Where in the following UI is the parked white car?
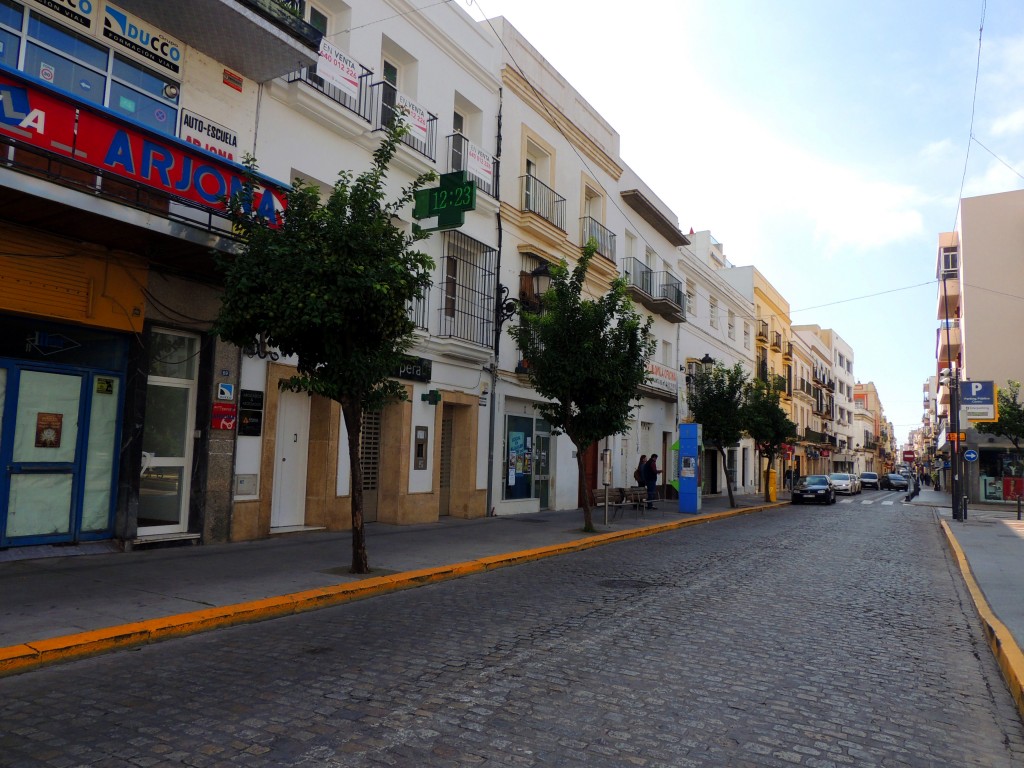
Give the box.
[828,472,856,495]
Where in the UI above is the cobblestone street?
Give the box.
[3,504,1023,767]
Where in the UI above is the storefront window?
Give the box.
[503,415,534,500]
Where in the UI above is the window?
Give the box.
[709,296,719,329]
[308,5,328,34]
[437,231,498,348]
[728,310,735,340]
[6,8,180,135]
[942,246,958,274]
[685,282,695,318]
[743,322,751,349]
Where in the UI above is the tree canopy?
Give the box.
[744,377,798,502]
[686,361,748,508]
[975,380,1024,452]
[510,241,655,531]
[215,120,435,573]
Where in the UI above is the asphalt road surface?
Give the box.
[3,502,1023,767]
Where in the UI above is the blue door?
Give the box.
[0,362,123,546]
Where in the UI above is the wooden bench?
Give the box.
[593,487,630,519]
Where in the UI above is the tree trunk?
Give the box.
[718,446,736,508]
[576,446,595,532]
[763,451,775,503]
[341,400,369,574]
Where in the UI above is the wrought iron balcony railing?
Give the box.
[447,133,498,198]
[369,81,437,161]
[285,64,373,122]
[621,257,653,295]
[520,175,566,230]
[580,216,616,260]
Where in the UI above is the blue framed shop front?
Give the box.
[0,318,128,547]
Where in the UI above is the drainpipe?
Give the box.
[485,88,504,517]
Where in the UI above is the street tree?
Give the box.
[744,376,798,502]
[975,380,1024,517]
[687,361,748,508]
[215,120,435,574]
[510,240,655,532]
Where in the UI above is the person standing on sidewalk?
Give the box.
[644,454,662,509]
[634,455,647,487]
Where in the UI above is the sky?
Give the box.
[462,0,1024,446]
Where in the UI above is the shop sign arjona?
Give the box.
[0,70,286,225]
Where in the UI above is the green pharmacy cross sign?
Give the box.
[413,171,477,231]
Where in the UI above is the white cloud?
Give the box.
[920,139,955,159]
[990,108,1024,137]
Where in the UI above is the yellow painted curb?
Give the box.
[0,501,787,677]
[940,519,1024,721]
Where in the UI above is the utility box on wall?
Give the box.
[414,426,428,470]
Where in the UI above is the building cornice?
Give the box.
[502,66,623,181]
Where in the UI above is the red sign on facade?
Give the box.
[903,450,916,462]
[211,403,238,431]
[0,68,286,225]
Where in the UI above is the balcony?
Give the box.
[621,259,685,322]
[580,216,616,261]
[935,319,961,360]
[285,64,373,123]
[936,271,960,321]
[756,320,769,345]
[782,341,793,360]
[771,332,782,351]
[804,428,826,444]
[369,82,438,161]
[520,175,566,230]
[113,0,320,82]
[448,134,498,198]
[651,272,686,323]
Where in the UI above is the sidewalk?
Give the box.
[2,487,1023,720]
[0,493,775,675]
[908,486,1024,716]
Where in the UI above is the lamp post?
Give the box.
[941,270,963,521]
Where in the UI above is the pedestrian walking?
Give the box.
[644,454,662,509]
[784,468,792,490]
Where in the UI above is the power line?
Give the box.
[971,135,1024,183]
[953,0,987,231]
[330,0,456,37]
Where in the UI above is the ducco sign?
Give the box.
[30,0,97,30]
[103,4,182,74]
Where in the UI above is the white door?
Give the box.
[271,389,310,528]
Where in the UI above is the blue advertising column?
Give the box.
[678,423,703,514]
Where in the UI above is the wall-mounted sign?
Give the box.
[0,69,288,226]
[644,361,678,394]
[317,38,362,101]
[103,4,183,75]
[35,412,63,447]
[239,389,264,411]
[412,171,476,231]
[211,402,237,430]
[238,409,262,437]
[95,377,114,394]
[217,382,234,401]
[465,139,494,188]
[395,356,432,382]
[395,92,429,143]
[181,110,239,162]
[223,69,244,92]
[29,0,97,31]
